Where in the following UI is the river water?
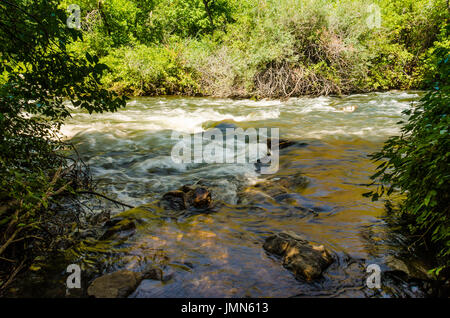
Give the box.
[57,91,432,297]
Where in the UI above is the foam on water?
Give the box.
[61,105,281,138]
[61,91,422,207]
[61,91,419,140]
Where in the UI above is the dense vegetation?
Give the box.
[366,42,449,276]
[61,0,449,97]
[0,0,126,293]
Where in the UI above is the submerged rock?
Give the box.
[160,190,187,210]
[100,218,136,240]
[202,119,239,133]
[159,185,213,211]
[87,270,143,298]
[194,177,242,205]
[88,209,111,226]
[250,180,290,198]
[263,231,334,281]
[385,255,434,281]
[266,138,307,151]
[186,186,212,209]
[142,265,164,281]
[212,121,239,133]
[143,264,175,282]
[240,172,309,205]
[268,173,309,190]
[87,265,168,298]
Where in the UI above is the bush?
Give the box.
[149,0,236,40]
[366,44,450,275]
[100,43,199,95]
[0,0,126,292]
[66,0,448,97]
[181,0,375,97]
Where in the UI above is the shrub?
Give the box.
[100,43,199,95]
[365,45,450,275]
[69,0,449,97]
[0,0,126,291]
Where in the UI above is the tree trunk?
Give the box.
[98,0,111,36]
[202,0,214,31]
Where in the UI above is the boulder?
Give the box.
[186,186,212,209]
[240,173,309,204]
[160,190,187,210]
[159,185,212,211]
[87,270,143,298]
[87,264,169,298]
[194,177,241,205]
[263,231,334,281]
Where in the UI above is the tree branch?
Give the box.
[76,191,135,209]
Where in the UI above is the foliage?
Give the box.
[0,0,127,291]
[364,0,449,90]
[365,40,450,274]
[66,0,449,97]
[149,0,236,39]
[100,43,199,95]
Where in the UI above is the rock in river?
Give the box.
[87,265,167,298]
[239,172,309,205]
[263,231,334,281]
[87,270,143,298]
[266,138,307,151]
[186,186,212,209]
[160,190,187,210]
[160,185,212,211]
[100,217,136,240]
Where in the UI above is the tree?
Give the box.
[202,0,215,30]
[365,41,450,275]
[0,0,127,291]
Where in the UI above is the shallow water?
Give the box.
[59,91,430,297]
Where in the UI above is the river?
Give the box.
[56,90,433,297]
